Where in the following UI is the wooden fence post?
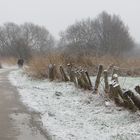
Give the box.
[67,64,75,82]
[111,66,119,80]
[103,70,109,94]
[60,65,69,82]
[76,71,83,88]
[80,70,90,90]
[93,64,103,94]
[123,90,139,110]
[109,76,137,110]
[109,80,122,105]
[48,64,54,81]
[85,71,92,89]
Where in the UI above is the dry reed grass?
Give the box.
[26,53,140,79]
[0,57,17,66]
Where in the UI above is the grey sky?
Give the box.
[0,0,139,43]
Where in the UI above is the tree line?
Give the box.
[0,12,135,60]
[0,22,55,59]
[59,12,135,57]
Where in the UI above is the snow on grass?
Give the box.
[0,68,8,73]
[0,66,17,74]
[9,69,140,140]
[1,64,17,69]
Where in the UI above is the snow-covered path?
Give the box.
[0,68,47,140]
[9,69,140,140]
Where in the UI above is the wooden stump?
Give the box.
[109,80,123,105]
[123,90,140,110]
[80,70,91,90]
[53,64,59,80]
[67,64,75,82]
[121,90,137,110]
[60,65,69,82]
[93,64,103,94]
[85,71,92,89]
[48,64,55,81]
[112,74,119,83]
[109,78,137,110]
[74,70,88,90]
[76,71,83,89]
[73,69,92,90]
[73,71,78,87]
[103,70,109,94]
[111,66,119,80]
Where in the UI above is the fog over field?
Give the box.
[0,1,140,140]
[0,0,139,43]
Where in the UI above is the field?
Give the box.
[9,69,140,140]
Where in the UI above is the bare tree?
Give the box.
[59,19,97,56]
[21,23,55,54]
[59,12,135,57]
[0,23,24,57]
[0,22,55,59]
[93,11,135,56]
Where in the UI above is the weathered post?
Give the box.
[76,71,83,88]
[67,64,75,82]
[80,70,90,90]
[109,76,137,110]
[48,64,54,81]
[85,71,92,89]
[103,70,109,94]
[93,64,103,94]
[111,66,119,80]
[113,83,134,109]
[72,71,77,87]
[112,73,119,83]
[123,90,138,111]
[109,80,122,105]
[60,65,69,82]
[74,71,79,88]
[53,64,58,80]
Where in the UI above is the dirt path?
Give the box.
[0,68,48,140]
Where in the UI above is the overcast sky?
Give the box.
[0,0,139,43]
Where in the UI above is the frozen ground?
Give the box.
[9,69,140,140]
